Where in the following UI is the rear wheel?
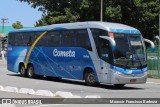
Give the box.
[114,84,125,88]
[19,64,27,77]
[27,64,35,78]
[84,70,98,86]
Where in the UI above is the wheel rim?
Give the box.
[20,66,25,75]
[28,66,34,77]
[87,73,96,84]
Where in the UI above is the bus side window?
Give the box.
[27,36,32,46]
[48,31,61,46]
[90,28,108,57]
[76,29,92,51]
[35,31,46,46]
[15,33,24,46]
[60,30,76,47]
[99,38,110,63]
[8,33,15,46]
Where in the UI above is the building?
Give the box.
[0,26,32,54]
[0,26,32,35]
[0,26,15,36]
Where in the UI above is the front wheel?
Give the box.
[84,71,98,86]
[27,64,35,78]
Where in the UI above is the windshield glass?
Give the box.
[113,33,146,69]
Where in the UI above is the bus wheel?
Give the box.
[114,84,125,88]
[19,64,27,77]
[27,64,35,78]
[84,70,97,86]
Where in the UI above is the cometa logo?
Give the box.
[53,49,75,57]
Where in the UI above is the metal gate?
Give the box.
[147,47,160,78]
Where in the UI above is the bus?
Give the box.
[7,21,155,87]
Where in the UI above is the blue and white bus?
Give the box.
[7,22,154,87]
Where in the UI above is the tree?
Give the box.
[105,0,159,40]
[12,21,23,29]
[18,0,160,40]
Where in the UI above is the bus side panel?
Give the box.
[7,46,28,73]
[29,47,48,76]
[28,47,96,80]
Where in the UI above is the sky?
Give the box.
[0,0,42,27]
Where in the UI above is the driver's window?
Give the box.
[99,38,110,63]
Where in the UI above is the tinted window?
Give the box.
[8,29,92,51]
[8,33,15,45]
[61,30,76,46]
[14,33,24,46]
[36,31,48,46]
[99,38,111,63]
[91,29,108,54]
[23,32,35,46]
[47,31,61,46]
[76,29,92,51]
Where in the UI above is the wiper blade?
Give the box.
[124,59,131,69]
[133,52,143,68]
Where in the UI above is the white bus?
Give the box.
[7,21,154,87]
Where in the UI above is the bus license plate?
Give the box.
[130,79,137,82]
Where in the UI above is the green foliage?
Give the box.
[12,21,23,29]
[18,0,160,40]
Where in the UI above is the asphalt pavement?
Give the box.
[0,60,160,107]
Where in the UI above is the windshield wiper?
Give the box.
[124,51,143,69]
[133,51,143,69]
[124,59,131,69]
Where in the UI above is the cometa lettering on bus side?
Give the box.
[53,49,75,57]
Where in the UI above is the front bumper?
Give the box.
[111,71,147,84]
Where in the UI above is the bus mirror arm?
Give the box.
[99,36,116,51]
[144,39,155,52]
[155,36,160,46]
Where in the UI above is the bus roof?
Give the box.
[9,21,141,34]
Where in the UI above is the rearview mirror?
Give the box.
[144,39,155,52]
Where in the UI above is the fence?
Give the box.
[147,47,160,78]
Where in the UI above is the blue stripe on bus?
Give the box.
[109,28,141,34]
[111,66,147,74]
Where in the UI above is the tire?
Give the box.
[27,64,35,78]
[19,64,27,77]
[84,70,98,86]
[114,84,125,88]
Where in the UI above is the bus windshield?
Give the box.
[113,33,146,69]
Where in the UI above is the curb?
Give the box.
[0,85,100,98]
[0,85,4,90]
[18,88,36,95]
[55,91,73,98]
[35,90,55,97]
[4,86,18,93]
[55,91,82,98]
[85,95,101,98]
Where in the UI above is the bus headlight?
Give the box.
[113,70,123,75]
